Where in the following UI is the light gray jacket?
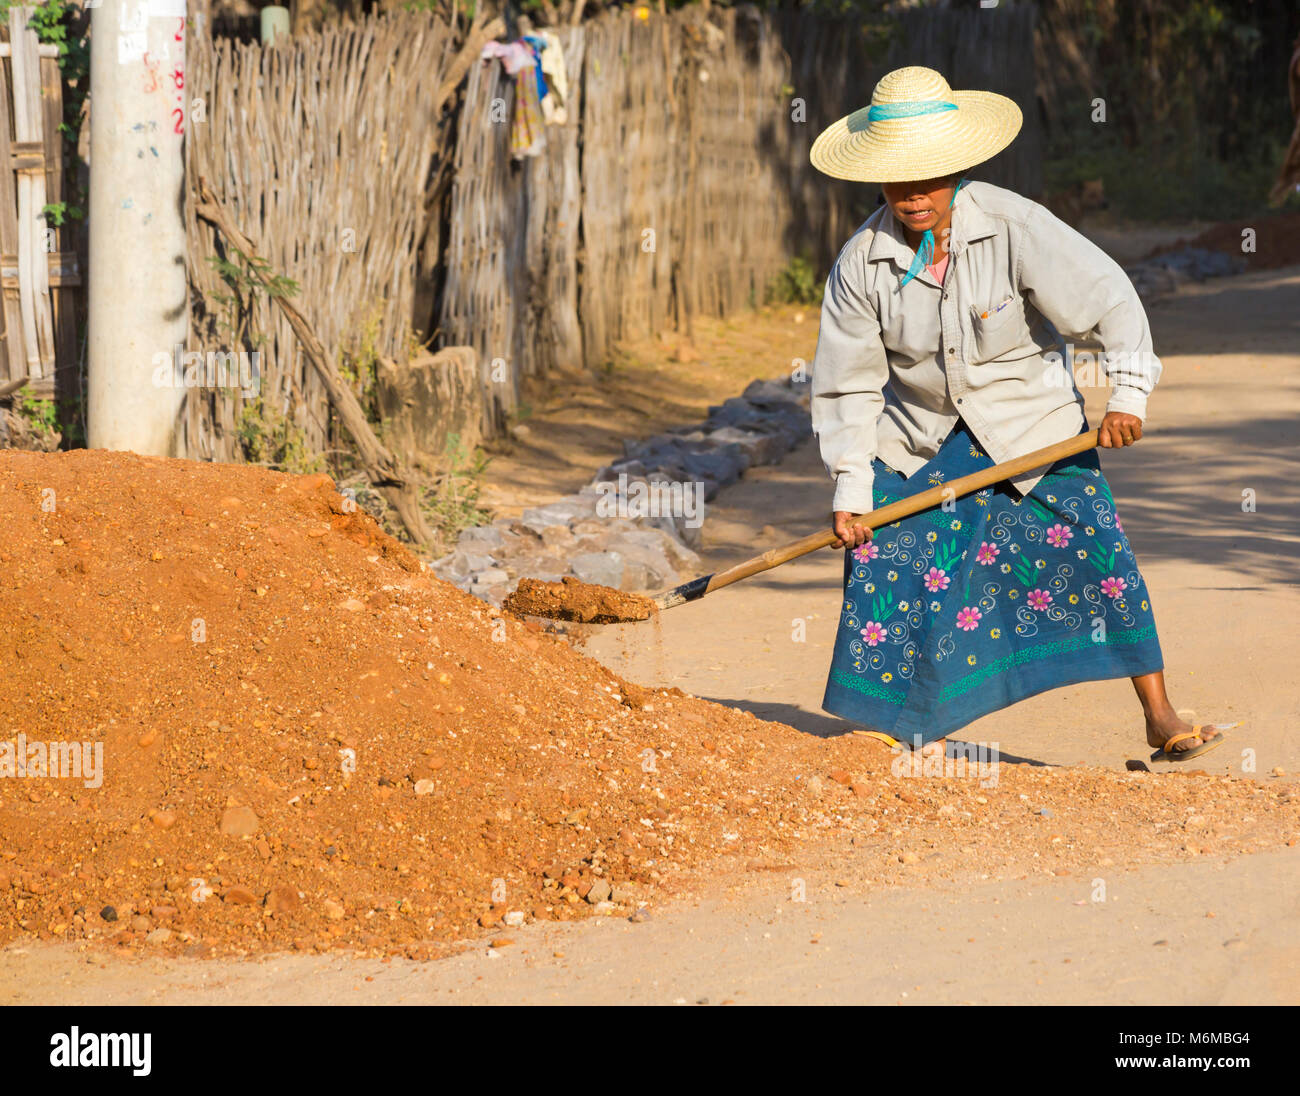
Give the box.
[810,180,1160,514]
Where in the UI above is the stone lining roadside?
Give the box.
[436,244,1243,607]
[1125,246,1247,303]
[434,376,813,605]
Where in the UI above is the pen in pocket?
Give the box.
[980,296,1014,320]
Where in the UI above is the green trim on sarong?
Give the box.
[936,623,1159,703]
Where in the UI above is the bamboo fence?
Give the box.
[0,9,81,400]
[183,13,457,461]
[178,3,1044,461]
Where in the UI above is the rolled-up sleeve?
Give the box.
[1017,205,1161,420]
[810,250,890,515]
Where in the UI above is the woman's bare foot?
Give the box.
[1131,671,1222,755]
[853,732,947,758]
[1143,709,1221,754]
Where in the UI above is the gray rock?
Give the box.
[1123,247,1246,306]
[519,496,595,534]
[670,515,704,550]
[495,518,542,540]
[589,475,653,522]
[607,540,680,590]
[540,525,577,550]
[623,434,687,462]
[446,372,812,608]
[707,425,786,464]
[457,525,506,551]
[504,553,569,584]
[743,378,807,408]
[681,446,747,489]
[571,551,625,589]
[706,397,808,446]
[472,585,507,607]
[613,528,700,573]
[591,458,648,484]
[620,559,651,591]
[572,516,639,539]
[436,552,471,580]
[638,510,705,551]
[461,551,498,572]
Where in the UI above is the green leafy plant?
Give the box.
[767,254,822,305]
[423,432,491,551]
[206,249,300,353]
[1042,0,1290,221]
[17,387,58,436]
[235,397,323,474]
[40,201,83,227]
[2,0,90,145]
[340,302,384,404]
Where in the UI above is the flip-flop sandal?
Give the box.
[1149,722,1238,763]
[853,730,948,756]
[852,730,901,749]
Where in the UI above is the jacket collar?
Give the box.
[866,186,1001,271]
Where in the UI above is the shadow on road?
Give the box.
[1103,414,1299,586]
[703,695,1051,766]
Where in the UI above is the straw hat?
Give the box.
[810,66,1022,183]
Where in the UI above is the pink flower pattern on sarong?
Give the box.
[860,621,886,646]
[832,426,1160,737]
[1100,576,1127,599]
[1027,588,1052,610]
[1045,523,1072,548]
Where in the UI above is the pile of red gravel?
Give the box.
[0,449,1294,961]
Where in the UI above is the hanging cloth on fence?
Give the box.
[534,29,569,126]
[480,40,546,160]
[522,34,549,103]
[479,40,535,76]
[510,67,547,159]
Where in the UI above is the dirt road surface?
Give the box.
[3,848,1296,1005]
[590,265,1300,777]
[4,264,1297,1006]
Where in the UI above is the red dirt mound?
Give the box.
[1146,211,1300,271]
[0,450,1295,961]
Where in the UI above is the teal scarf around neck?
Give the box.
[898,177,967,288]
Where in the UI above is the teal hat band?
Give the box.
[867,100,959,122]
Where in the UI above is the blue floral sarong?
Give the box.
[823,419,1164,745]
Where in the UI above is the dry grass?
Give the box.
[479,303,818,514]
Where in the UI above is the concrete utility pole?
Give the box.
[87,0,188,456]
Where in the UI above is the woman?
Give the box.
[808,66,1230,762]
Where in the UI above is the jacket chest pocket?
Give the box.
[969,295,1026,363]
